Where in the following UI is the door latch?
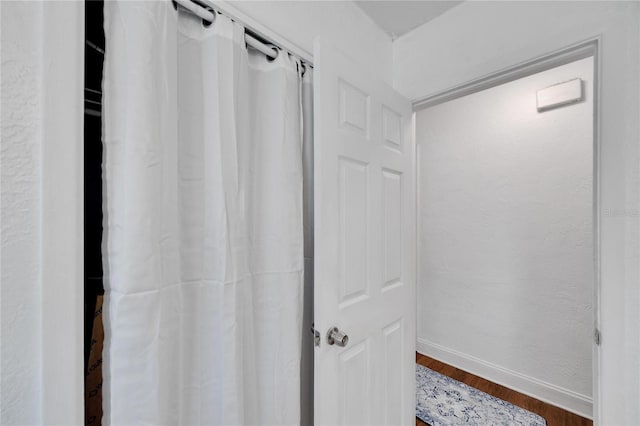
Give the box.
[311,324,321,347]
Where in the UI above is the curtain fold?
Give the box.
[102,2,306,424]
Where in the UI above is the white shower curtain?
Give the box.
[102,2,307,424]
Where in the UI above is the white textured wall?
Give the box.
[218,0,394,84]
[395,3,640,424]
[1,2,44,424]
[1,2,84,424]
[417,58,593,416]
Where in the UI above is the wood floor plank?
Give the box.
[415,353,592,426]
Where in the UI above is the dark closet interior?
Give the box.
[84,1,104,424]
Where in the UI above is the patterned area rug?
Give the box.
[416,364,547,426]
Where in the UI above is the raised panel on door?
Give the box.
[339,79,371,139]
[382,168,403,292]
[382,319,404,424]
[339,340,371,426]
[382,106,403,153]
[338,157,370,307]
[314,38,415,426]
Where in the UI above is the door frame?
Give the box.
[40,2,85,424]
[411,37,601,421]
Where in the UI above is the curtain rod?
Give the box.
[174,0,302,64]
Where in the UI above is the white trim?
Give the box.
[412,39,597,110]
[40,2,84,424]
[591,36,603,426]
[211,0,313,64]
[417,338,593,420]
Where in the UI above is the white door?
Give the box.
[313,39,416,426]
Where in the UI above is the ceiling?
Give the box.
[355,1,463,39]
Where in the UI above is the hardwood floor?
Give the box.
[415,353,592,426]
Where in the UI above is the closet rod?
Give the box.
[86,40,105,55]
[175,0,277,60]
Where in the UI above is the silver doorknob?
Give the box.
[327,327,349,347]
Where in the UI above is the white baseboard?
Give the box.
[417,338,593,420]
